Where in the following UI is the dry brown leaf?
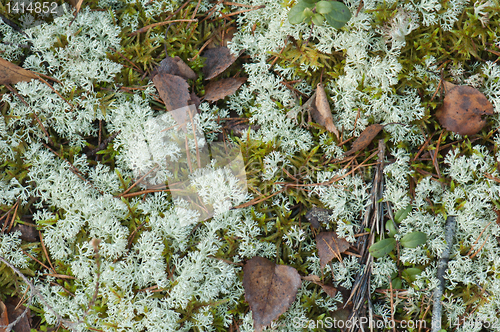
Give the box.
[0,57,37,85]
[203,77,247,102]
[243,256,302,332]
[302,275,338,298]
[320,284,338,298]
[436,83,494,136]
[5,298,30,332]
[153,73,190,113]
[345,124,384,155]
[173,57,197,80]
[0,300,8,332]
[188,91,201,110]
[316,232,350,269]
[152,56,197,81]
[10,223,38,242]
[313,83,340,139]
[202,46,243,80]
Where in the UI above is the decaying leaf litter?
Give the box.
[1,0,500,331]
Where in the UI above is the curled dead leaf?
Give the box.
[243,256,301,332]
[202,46,243,80]
[436,83,494,136]
[313,83,340,139]
[0,57,37,85]
[316,232,350,269]
[203,77,247,102]
[345,124,384,155]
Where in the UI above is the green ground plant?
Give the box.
[1,0,500,331]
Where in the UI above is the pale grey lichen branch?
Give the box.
[431,215,456,332]
[0,255,80,332]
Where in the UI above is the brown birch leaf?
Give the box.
[153,73,190,112]
[436,83,494,136]
[203,77,247,102]
[243,256,302,332]
[345,124,384,155]
[173,56,197,80]
[316,232,350,269]
[0,57,37,85]
[152,56,197,81]
[313,83,340,139]
[202,46,243,80]
[188,91,201,110]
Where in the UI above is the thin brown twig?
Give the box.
[223,1,253,7]
[44,273,77,279]
[218,5,265,19]
[109,47,144,74]
[430,130,444,185]
[0,255,79,331]
[22,249,52,272]
[186,0,202,30]
[412,132,434,162]
[6,200,19,233]
[34,75,74,111]
[5,84,56,147]
[269,36,290,68]
[1,204,17,233]
[199,0,224,24]
[469,234,490,260]
[39,231,56,274]
[118,188,172,198]
[42,143,105,195]
[188,34,216,61]
[232,188,285,209]
[117,165,160,197]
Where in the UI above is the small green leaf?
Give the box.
[391,277,402,289]
[395,205,412,223]
[304,7,314,18]
[288,0,314,24]
[400,232,427,248]
[324,1,351,29]
[369,238,396,258]
[312,13,324,25]
[385,219,398,237]
[316,0,334,14]
[402,268,422,282]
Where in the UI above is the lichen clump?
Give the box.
[1,0,500,331]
